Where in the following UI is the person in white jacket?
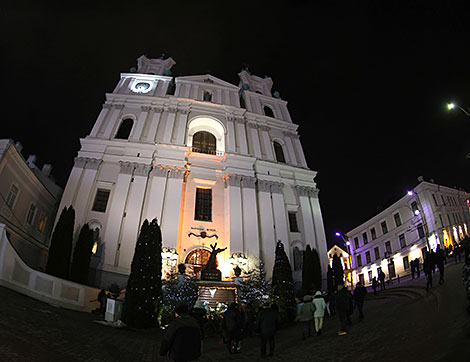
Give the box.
[312,291,326,336]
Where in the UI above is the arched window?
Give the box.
[203,91,212,102]
[293,246,303,271]
[114,118,133,139]
[273,141,286,163]
[185,248,211,275]
[192,131,217,155]
[263,105,274,118]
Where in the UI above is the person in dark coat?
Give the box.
[223,302,245,354]
[436,247,445,284]
[353,282,367,320]
[160,303,202,362]
[371,277,378,295]
[256,302,280,358]
[378,270,386,290]
[423,252,433,292]
[410,259,416,279]
[190,300,207,340]
[415,258,421,277]
[335,283,351,335]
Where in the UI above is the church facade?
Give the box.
[58,56,328,287]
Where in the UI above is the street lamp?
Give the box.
[447,102,470,117]
[335,232,353,283]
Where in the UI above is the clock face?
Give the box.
[133,82,151,93]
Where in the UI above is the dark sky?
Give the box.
[3,2,470,248]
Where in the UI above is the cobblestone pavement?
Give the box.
[1,262,469,362]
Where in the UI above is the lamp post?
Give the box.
[447,102,470,118]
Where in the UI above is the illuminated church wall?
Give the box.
[57,55,328,288]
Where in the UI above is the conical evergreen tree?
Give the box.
[70,223,94,284]
[238,259,270,310]
[46,206,75,279]
[271,240,296,321]
[327,265,335,292]
[123,218,163,327]
[311,248,322,292]
[301,245,314,293]
[332,254,344,287]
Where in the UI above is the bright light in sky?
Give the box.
[447,103,455,110]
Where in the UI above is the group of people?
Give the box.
[423,247,446,291]
[159,300,281,361]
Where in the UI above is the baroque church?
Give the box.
[57,55,328,287]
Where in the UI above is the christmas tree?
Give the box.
[238,259,270,310]
[46,206,75,279]
[271,240,296,321]
[332,253,344,288]
[311,248,322,292]
[123,218,162,327]
[70,223,94,284]
[301,245,314,293]
[327,265,335,292]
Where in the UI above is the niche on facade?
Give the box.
[187,116,226,154]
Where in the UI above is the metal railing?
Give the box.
[190,147,224,156]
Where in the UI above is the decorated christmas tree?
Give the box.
[46,206,75,279]
[271,240,296,321]
[238,259,270,310]
[70,223,94,284]
[123,218,162,327]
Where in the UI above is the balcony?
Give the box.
[190,147,224,156]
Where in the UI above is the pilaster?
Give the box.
[160,167,184,249]
[235,117,248,154]
[146,107,164,143]
[102,104,124,139]
[130,106,151,142]
[173,108,189,145]
[162,107,177,143]
[259,125,274,161]
[90,104,112,137]
[224,174,243,254]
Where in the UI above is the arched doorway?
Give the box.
[192,131,216,155]
[185,248,211,276]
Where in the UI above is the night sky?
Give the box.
[3,2,470,248]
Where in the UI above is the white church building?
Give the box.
[57,55,328,287]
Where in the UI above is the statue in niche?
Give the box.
[201,243,227,281]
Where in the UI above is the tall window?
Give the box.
[115,118,134,139]
[362,232,368,244]
[288,212,299,232]
[403,256,410,270]
[273,141,286,163]
[371,227,377,240]
[354,237,360,249]
[411,201,419,214]
[6,184,19,208]
[374,247,380,260]
[394,213,402,227]
[365,251,371,264]
[203,91,212,102]
[399,233,406,248]
[195,188,212,221]
[385,241,392,253]
[26,204,37,225]
[92,189,111,213]
[38,213,47,232]
[356,254,362,267]
[192,131,217,155]
[263,105,274,118]
[417,223,425,239]
[381,221,388,235]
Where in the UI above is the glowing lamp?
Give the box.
[447,103,455,110]
[407,190,413,196]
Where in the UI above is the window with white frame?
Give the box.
[26,204,37,225]
[6,184,19,208]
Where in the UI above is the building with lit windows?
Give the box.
[57,55,328,287]
[0,139,63,269]
[345,179,470,286]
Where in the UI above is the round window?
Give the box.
[133,82,151,93]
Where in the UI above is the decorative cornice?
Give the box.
[270,181,284,194]
[141,106,152,112]
[247,122,259,129]
[257,179,271,193]
[309,188,319,198]
[258,125,271,132]
[134,164,152,177]
[178,108,190,115]
[225,174,242,187]
[295,185,310,197]
[153,107,164,113]
[73,157,87,169]
[226,116,235,122]
[165,106,177,113]
[241,176,256,189]
[152,164,168,177]
[169,168,184,179]
[234,116,246,124]
[119,161,134,175]
[113,104,125,109]
[84,158,102,170]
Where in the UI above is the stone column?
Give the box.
[116,163,152,270]
[271,181,289,251]
[247,123,262,158]
[225,174,243,254]
[257,180,276,277]
[308,188,328,274]
[225,116,236,153]
[259,125,274,161]
[235,117,248,154]
[162,107,177,144]
[143,165,169,222]
[241,176,260,259]
[216,88,222,104]
[296,185,316,246]
[146,107,164,143]
[283,131,298,166]
[173,108,189,145]
[160,168,184,249]
[292,134,308,168]
[102,104,125,139]
[73,158,102,227]
[103,162,134,267]
[130,106,151,142]
[90,104,112,137]
[191,84,199,100]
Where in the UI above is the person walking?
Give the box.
[312,291,326,336]
[296,295,316,339]
[256,302,280,358]
[353,282,367,320]
[423,252,433,292]
[415,258,421,277]
[371,277,378,295]
[335,283,351,335]
[436,247,445,284]
[222,302,245,354]
[379,270,386,290]
[410,259,416,279]
[159,303,202,362]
